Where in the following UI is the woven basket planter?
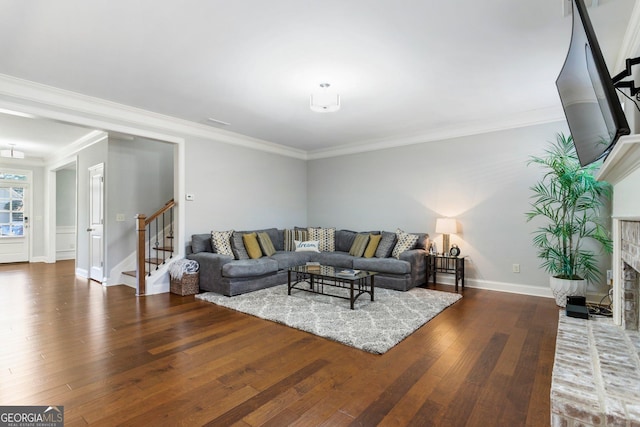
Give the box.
[170,272,199,296]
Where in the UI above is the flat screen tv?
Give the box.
[556,0,630,166]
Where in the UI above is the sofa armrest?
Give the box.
[186,252,234,292]
[399,248,427,271]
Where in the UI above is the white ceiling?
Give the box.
[0,0,636,159]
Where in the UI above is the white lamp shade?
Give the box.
[435,218,457,234]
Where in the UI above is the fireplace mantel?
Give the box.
[597,134,640,184]
[595,134,640,327]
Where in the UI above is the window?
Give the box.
[0,172,28,181]
[0,171,29,238]
[0,187,24,236]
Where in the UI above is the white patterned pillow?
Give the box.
[307,227,336,252]
[211,230,234,257]
[294,240,320,253]
[391,229,419,259]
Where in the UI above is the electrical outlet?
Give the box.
[512,264,520,273]
[116,214,125,222]
[186,193,195,201]
[606,270,613,281]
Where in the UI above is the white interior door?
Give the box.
[0,180,29,263]
[88,163,104,282]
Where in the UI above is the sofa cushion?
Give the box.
[211,230,234,256]
[349,233,370,257]
[308,227,336,252]
[231,231,250,260]
[257,232,276,256]
[269,251,313,269]
[375,231,397,258]
[314,251,355,269]
[335,229,357,252]
[392,229,419,259]
[191,234,213,254]
[364,234,382,258]
[353,257,411,275]
[222,258,278,278]
[243,233,263,259]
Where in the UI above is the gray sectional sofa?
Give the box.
[186,228,430,296]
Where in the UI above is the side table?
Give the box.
[426,254,465,292]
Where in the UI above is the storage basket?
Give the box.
[170,272,199,296]
[169,259,200,296]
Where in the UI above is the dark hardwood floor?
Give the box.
[0,260,558,426]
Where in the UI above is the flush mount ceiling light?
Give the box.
[310,83,340,113]
[0,144,25,159]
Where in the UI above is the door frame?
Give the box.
[45,156,79,265]
[88,162,105,283]
[0,168,32,263]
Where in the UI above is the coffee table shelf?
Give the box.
[287,265,377,309]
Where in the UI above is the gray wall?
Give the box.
[56,168,76,227]
[106,137,174,272]
[184,137,307,237]
[308,121,612,295]
[76,139,109,273]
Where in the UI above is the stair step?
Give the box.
[145,258,165,265]
[154,246,174,252]
[123,270,136,278]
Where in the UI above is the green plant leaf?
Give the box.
[526,133,612,283]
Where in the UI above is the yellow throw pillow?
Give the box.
[243,233,263,259]
[364,234,382,258]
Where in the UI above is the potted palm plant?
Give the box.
[526,133,612,307]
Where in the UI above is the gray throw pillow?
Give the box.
[231,232,250,260]
[375,231,397,258]
[191,234,213,254]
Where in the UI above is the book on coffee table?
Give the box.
[305,262,321,271]
[336,269,360,277]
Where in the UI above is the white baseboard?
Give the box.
[56,250,75,261]
[436,276,554,299]
[76,268,88,279]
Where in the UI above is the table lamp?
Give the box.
[435,218,457,255]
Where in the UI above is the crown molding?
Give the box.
[307,106,566,159]
[0,74,308,160]
[45,130,108,166]
[1,73,568,162]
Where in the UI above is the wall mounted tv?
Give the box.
[556,0,630,166]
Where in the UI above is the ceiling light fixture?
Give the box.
[0,145,25,159]
[310,83,340,113]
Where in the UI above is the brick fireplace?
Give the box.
[621,220,640,331]
[550,135,640,426]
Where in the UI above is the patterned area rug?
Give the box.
[196,284,462,354]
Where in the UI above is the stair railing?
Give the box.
[135,199,176,295]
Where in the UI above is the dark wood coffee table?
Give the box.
[287,265,377,309]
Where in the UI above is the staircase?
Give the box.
[123,199,176,295]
